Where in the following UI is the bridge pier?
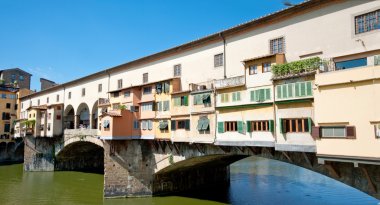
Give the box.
[23,136,56,171]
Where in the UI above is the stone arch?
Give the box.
[64,104,75,129]
[55,140,104,173]
[91,100,98,129]
[76,103,90,129]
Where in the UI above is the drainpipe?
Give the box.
[219,33,227,79]
[62,86,65,133]
[107,70,111,99]
[273,83,277,142]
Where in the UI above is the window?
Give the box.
[335,58,367,70]
[8,94,16,99]
[248,120,274,132]
[270,37,284,54]
[47,97,49,104]
[250,88,271,102]
[174,64,181,77]
[142,120,153,130]
[56,115,61,120]
[21,103,23,109]
[4,124,10,133]
[2,112,10,120]
[1,94,6,99]
[98,84,102,92]
[263,62,271,73]
[141,102,153,111]
[82,88,85,97]
[214,53,224,67]
[130,105,139,112]
[221,93,229,103]
[249,65,258,75]
[11,74,16,81]
[232,92,241,102]
[14,104,17,110]
[143,86,152,95]
[171,119,190,130]
[375,124,380,138]
[143,73,148,83]
[124,91,130,98]
[37,99,40,105]
[277,81,312,99]
[321,127,346,138]
[6,103,10,109]
[103,120,110,130]
[173,96,188,106]
[197,117,210,133]
[113,92,120,98]
[225,121,237,132]
[281,118,310,133]
[112,104,119,110]
[56,95,59,102]
[48,123,51,131]
[177,120,186,129]
[133,120,139,129]
[19,75,24,81]
[355,10,380,34]
[194,93,211,106]
[117,79,123,89]
[158,120,169,132]
[162,101,170,111]
[68,92,71,99]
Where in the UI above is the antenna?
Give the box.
[282,0,294,7]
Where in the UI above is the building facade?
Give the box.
[17,0,380,166]
[0,68,32,90]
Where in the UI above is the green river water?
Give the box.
[0,157,378,205]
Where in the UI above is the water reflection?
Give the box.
[0,157,378,205]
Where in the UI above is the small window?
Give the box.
[68,92,71,99]
[375,124,380,138]
[335,58,367,70]
[225,121,237,132]
[19,75,24,81]
[141,102,153,111]
[249,65,258,75]
[37,99,40,105]
[249,121,270,132]
[1,94,6,99]
[48,113,52,120]
[124,91,130,97]
[82,88,85,97]
[159,120,169,132]
[321,127,346,138]
[232,92,241,102]
[143,73,148,83]
[21,103,23,109]
[98,84,102,92]
[112,104,119,110]
[113,92,120,98]
[174,64,181,77]
[11,74,16,80]
[270,37,284,54]
[282,118,309,133]
[47,97,49,104]
[4,124,10,132]
[173,96,188,106]
[143,86,152,95]
[56,94,59,102]
[14,104,18,110]
[355,10,380,34]
[177,120,186,129]
[117,79,123,89]
[6,103,10,109]
[263,62,271,73]
[214,53,224,67]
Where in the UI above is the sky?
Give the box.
[0,0,305,91]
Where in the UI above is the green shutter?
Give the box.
[185,119,190,130]
[225,93,229,102]
[375,55,380,66]
[184,96,188,106]
[246,121,251,132]
[237,92,241,101]
[295,83,300,97]
[259,89,265,102]
[171,120,176,130]
[265,89,270,100]
[308,117,312,133]
[306,81,312,96]
[277,86,282,99]
[282,84,288,99]
[164,81,170,93]
[300,82,306,96]
[218,122,224,133]
[193,95,197,105]
[279,118,284,133]
[237,121,243,134]
[288,83,293,98]
[269,120,274,132]
[232,92,236,102]
[250,90,255,102]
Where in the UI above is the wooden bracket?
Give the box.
[218,146,231,153]
[282,151,292,163]
[302,152,313,168]
[324,162,340,179]
[360,167,377,194]
[173,143,181,155]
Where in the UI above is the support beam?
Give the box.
[360,167,377,194]
[324,163,340,179]
[282,151,292,163]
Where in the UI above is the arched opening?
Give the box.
[64,105,75,129]
[77,103,90,129]
[91,101,98,129]
[55,141,104,173]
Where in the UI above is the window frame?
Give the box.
[249,65,258,75]
[143,73,148,83]
[173,64,181,77]
[269,37,285,54]
[143,86,152,95]
[225,121,238,132]
[214,53,224,67]
[282,118,310,133]
[354,9,380,35]
[321,126,346,138]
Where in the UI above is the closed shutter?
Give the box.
[311,126,320,140]
[164,101,169,111]
[259,89,265,102]
[277,86,282,99]
[164,82,170,93]
[374,55,380,66]
[185,119,190,130]
[225,93,229,102]
[237,121,244,134]
[232,92,236,101]
[141,121,145,130]
[246,121,251,132]
[218,122,224,133]
[295,83,300,97]
[237,92,241,101]
[158,102,162,111]
[279,118,284,133]
[288,84,293,98]
[300,82,306,96]
[265,89,270,100]
[184,96,188,106]
[307,117,312,133]
[282,84,288,98]
[306,81,312,96]
[269,120,274,132]
[193,95,198,105]
[346,126,356,139]
[250,91,255,102]
[171,120,176,130]
[148,120,153,130]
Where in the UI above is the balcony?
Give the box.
[272,57,320,80]
[98,98,110,106]
[64,128,99,136]
[189,81,213,92]
[214,76,245,89]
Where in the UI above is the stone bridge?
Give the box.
[23,137,380,199]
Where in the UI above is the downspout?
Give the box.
[62,86,65,134]
[107,70,111,99]
[273,82,277,142]
[219,33,227,79]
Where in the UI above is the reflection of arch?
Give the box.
[55,141,104,173]
[91,100,98,129]
[64,105,75,129]
[77,103,90,129]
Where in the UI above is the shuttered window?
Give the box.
[280,118,311,133]
[232,92,241,102]
[277,81,312,99]
[247,120,273,132]
[355,10,380,34]
[250,88,271,102]
[173,96,188,106]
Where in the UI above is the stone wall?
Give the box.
[24,136,55,171]
[0,141,24,163]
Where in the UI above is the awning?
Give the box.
[201,118,210,130]
[159,121,168,129]
[103,120,110,128]
[202,93,210,100]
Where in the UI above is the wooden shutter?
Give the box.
[311,126,320,140]
[246,121,251,132]
[171,120,176,130]
[237,121,244,134]
[250,91,255,102]
[269,120,274,132]
[218,122,224,133]
[185,119,190,130]
[184,96,188,106]
[346,126,356,139]
[277,86,282,99]
[306,81,312,96]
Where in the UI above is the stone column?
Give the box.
[74,114,79,129]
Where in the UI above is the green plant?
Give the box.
[119,105,127,110]
[272,57,321,77]
[168,153,174,165]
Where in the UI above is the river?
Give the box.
[0,157,378,205]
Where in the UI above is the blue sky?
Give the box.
[0,0,304,91]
